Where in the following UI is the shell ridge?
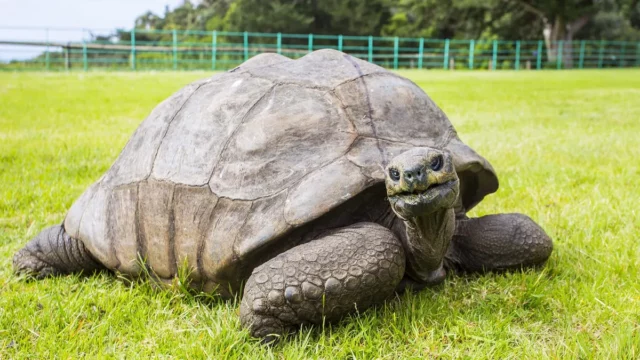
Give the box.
[133,183,141,272]
[328,89,357,131]
[207,84,277,187]
[105,191,122,271]
[342,55,386,166]
[196,196,219,281]
[282,151,372,225]
[330,70,390,91]
[148,82,209,180]
[136,182,150,273]
[245,70,333,92]
[74,184,99,239]
[167,184,178,278]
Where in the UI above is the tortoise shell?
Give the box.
[62,49,497,296]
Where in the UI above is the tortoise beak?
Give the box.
[385,147,459,218]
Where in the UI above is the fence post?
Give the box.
[131,28,136,71]
[418,38,424,69]
[598,40,604,68]
[212,30,217,70]
[368,36,373,63]
[83,41,88,71]
[64,45,70,71]
[515,40,520,70]
[244,31,249,61]
[338,35,343,52]
[556,41,563,69]
[172,29,178,70]
[45,28,50,71]
[578,40,585,69]
[492,40,498,70]
[393,37,399,70]
[308,33,313,53]
[619,43,625,67]
[469,40,474,69]
[277,32,282,55]
[443,39,450,70]
[536,40,543,70]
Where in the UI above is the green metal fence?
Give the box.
[1,27,639,71]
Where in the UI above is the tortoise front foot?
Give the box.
[446,213,553,272]
[240,222,405,343]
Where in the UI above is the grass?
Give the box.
[1,69,639,358]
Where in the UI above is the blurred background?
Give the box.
[1,0,639,71]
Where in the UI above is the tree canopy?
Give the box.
[126,0,640,41]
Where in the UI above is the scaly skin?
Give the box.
[13,225,104,278]
[385,148,459,285]
[446,213,553,272]
[239,223,405,343]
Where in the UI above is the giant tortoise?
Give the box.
[14,49,553,342]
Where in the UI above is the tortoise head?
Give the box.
[385,147,459,220]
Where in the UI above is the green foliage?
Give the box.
[222,0,314,33]
[1,70,640,358]
[118,0,639,41]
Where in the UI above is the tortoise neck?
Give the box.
[397,207,455,282]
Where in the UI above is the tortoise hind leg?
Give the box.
[240,222,405,343]
[445,213,553,272]
[13,224,105,279]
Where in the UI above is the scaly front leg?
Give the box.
[240,222,405,343]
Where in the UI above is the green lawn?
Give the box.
[1,70,639,358]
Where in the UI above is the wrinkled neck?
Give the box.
[396,207,455,283]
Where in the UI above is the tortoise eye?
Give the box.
[430,155,443,171]
[388,168,400,181]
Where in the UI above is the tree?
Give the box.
[222,0,313,34]
[509,0,599,67]
[222,0,390,35]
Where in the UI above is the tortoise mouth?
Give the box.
[388,180,458,218]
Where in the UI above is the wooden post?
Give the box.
[468,40,474,69]
[598,40,605,68]
[536,40,543,70]
[368,36,374,63]
[244,31,250,61]
[45,28,50,71]
[526,60,531,70]
[492,40,498,70]
[449,58,455,70]
[277,32,282,55]
[131,28,136,70]
[393,37,399,70]
[443,39,450,70]
[578,40,585,69]
[83,41,88,71]
[64,44,70,70]
[172,29,178,70]
[418,38,424,69]
[308,33,313,54]
[556,40,563,69]
[338,35,343,52]
[212,30,217,70]
[515,41,520,70]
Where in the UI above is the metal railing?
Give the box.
[1,27,639,71]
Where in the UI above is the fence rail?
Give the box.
[1,27,639,71]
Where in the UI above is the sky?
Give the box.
[0,0,183,60]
